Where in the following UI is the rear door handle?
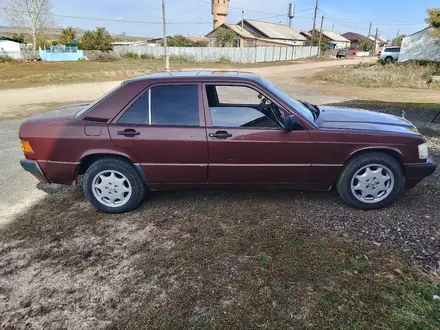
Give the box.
[117,129,140,137]
[209,131,233,139]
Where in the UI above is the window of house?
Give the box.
[118,85,199,126]
[206,85,281,129]
[245,39,254,47]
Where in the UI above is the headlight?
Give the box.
[418,143,428,160]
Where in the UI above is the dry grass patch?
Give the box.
[319,62,440,90]
[1,187,439,329]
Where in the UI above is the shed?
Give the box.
[0,36,23,59]
[399,27,440,62]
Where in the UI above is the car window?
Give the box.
[118,90,149,124]
[210,107,279,128]
[151,85,199,126]
[216,86,260,105]
[385,47,400,53]
[118,85,199,126]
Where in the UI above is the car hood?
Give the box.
[316,107,419,135]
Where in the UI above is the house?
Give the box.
[0,36,23,59]
[205,20,306,47]
[317,30,350,49]
[368,35,389,50]
[399,27,440,62]
[301,30,350,49]
[341,32,368,49]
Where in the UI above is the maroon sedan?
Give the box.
[19,71,436,213]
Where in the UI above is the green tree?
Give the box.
[214,28,238,47]
[426,8,440,38]
[59,27,76,45]
[359,38,374,51]
[81,27,113,51]
[11,32,25,43]
[305,32,331,52]
[391,34,406,46]
[168,35,191,47]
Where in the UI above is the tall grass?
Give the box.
[324,62,440,89]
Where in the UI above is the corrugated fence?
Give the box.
[113,46,318,63]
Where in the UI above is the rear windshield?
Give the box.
[75,83,123,118]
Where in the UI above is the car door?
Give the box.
[108,83,209,186]
[203,84,314,185]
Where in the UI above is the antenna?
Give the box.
[288,2,295,27]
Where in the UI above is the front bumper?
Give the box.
[20,159,50,183]
[405,157,437,188]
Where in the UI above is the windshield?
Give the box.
[258,78,315,123]
[74,84,123,118]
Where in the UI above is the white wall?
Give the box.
[112,45,319,63]
[333,41,350,49]
[399,28,440,62]
[0,40,23,59]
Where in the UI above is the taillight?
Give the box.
[20,140,34,154]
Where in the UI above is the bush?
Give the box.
[122,52,140,59]
[140,54,155,60]
[0,55,12,63]
[81,28,113,51]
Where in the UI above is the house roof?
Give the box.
[368,35,388,43]
[341,32,367,41]
[242,20,306,41]
[406,27,432,37]
[227,24,256,39]
[319,30,350,42]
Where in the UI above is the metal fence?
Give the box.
[112,45,319,63]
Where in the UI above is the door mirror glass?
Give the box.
[284,114,300,131]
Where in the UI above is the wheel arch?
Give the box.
[344,147,404,170]
[76,152,148,184]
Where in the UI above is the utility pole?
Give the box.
[396,29,400,39]
[162,0,169,71]
[310,0,318,56]
[368,22,372,37]
[318,15,324,58]
[373,27,379,54]
[332,24,334,31]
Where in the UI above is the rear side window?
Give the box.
[385,47,400,53]
[151,85,199,126]
[118,85,199,126]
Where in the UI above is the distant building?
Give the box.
[301,30,350,49]
[368,35,389,49]
[341,32,368,49]
[206,20,306,47]
[0,36,23,59]
[399,27,440,62]
[212,0,230,30]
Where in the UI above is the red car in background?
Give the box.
[19,71,436,213]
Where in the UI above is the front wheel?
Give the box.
[83,158,146,213]
[336,152,404,210]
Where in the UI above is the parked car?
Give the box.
[336,49,348,58]
[19,71,436,213]
[379,46,400,63]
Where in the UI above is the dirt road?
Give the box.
[0,57,376,120]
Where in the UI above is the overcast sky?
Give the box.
[1,0,437,40]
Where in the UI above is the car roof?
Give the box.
[125,70,261,83]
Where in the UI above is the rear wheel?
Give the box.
[83,158,146,213]
[336,152,404,210]
[384,56,394,63]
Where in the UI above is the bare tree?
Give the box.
[2,0,53,52]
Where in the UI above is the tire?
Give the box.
[384,56,393,64]
[83,157,146,213]
[336,152,404,210]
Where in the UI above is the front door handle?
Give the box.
[117,129,140,137]
[209,131,233,139]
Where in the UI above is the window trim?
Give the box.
[202,82,290,131]
[112,82,204,127]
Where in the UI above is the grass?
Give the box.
[0,57,310,89]
[1,187,439,329]
[319,62,440,90]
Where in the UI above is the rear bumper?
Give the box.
[405,157,437,188]
[20,159,50,183]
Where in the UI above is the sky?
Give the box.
[1,0,438,40]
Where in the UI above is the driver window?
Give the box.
[206,85,281,129]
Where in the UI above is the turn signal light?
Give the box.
[21,140,34,154]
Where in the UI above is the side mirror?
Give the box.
[284,114,300,131]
